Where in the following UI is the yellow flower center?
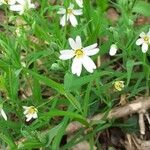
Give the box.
[27,106,37,114]
[67,9,73,14]
[113,81,124,91]
[75,49,84,58]
[144,36,149,42]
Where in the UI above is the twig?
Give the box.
[66,97,150,134]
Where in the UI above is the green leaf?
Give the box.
[83,82,92,117]
[25,50,52,65]
[40,109,89,127]
[0,133,16,149]
[6,68,19,101]
[96,0,108,12]
[52,117,68,150]
[126,59,134,86]
[64,71,113,91]
[45,122,64,147]
[26,69,82,111]
[25,69,65,94]
[18,139,44,150]
[32,77,42,105]
[133,1,150,16]
[64,92,82,111]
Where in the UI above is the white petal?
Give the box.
[72,9,83,15]
[1,109,7,121]
[109,44,117,56]
[69,14,78,27]
[16,0,24,4]
[109,48,117,56]
[147,30,150,36]
[82,56,96,73]
[69,3,74,9]
[23,106,28,110]
[136,38,144,46]
[83,43,98,51]
[10,4,23,12]
[71,58,82,76]
[59,50,74,60]
[75,0,83,8]
[60,15,66,26]
[142,43,148,53]
[26,114,33,122]
[0,0,5,4]
[8,0,17,5]
[140,32,146,38]
[23,106,29,114]
[0,1,3,5]
[57,8,66,14]
[84,48,99,56]
[76,36,82,49]
[24,111,28,115]
[33,113,37,119]
[68,38,79,50]
[29,3,35,9]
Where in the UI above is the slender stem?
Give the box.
[37,94,59,108]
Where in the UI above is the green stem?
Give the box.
[37,94,59,108]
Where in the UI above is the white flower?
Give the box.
[136,30,150,53]
[0,105,7,121]
[75,0,83,8]
[109,44,118,56]
[57,3,82,27]
[0,0,16,5]
[23,106,38,122]
[59,36,99,76]
[9,0,35,15]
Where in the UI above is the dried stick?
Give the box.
[66,97,150,134]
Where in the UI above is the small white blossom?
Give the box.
[23,106,38,122]
[0,105,7,121]
[109,44,118,56]
[9,0,35,15]
[57,3,82,27]
[0,0,16,5]
[136,30,150,53]
[59,36,99,76]
[75,0,83,8]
